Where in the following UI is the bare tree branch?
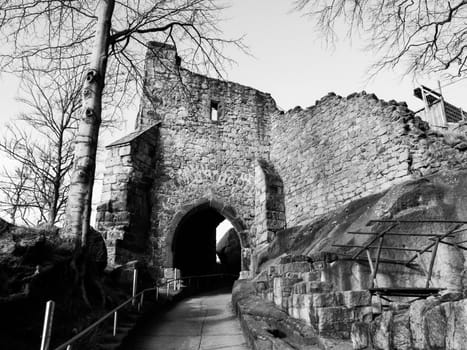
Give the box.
[295,0,467,78]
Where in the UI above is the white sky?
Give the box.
[1,1,466,130]
[0,1,466,223]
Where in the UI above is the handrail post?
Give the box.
[138,292,144,312]
[40,300,55,350]
[113,311,118,336]
[132,268,138,306]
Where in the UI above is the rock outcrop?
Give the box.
[216,228,241,274]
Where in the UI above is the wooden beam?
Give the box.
[336,253,419,268]
[332,244,431,252]
[425,238,440,288]
[373,235,385,287]
[406,224,461,265]
[368,219,467,225]
[431,239,467,251]
[352,224,397,259]
[348,231,455,237]
[366,249,377,288]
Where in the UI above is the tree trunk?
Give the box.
[65,0,115,248]
[49,129,63,225]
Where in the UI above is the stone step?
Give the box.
[292,281,333,294]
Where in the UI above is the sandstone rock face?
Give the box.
[409,298,441,349]
[351,322,370,350]
[364,297,467,350]
[443,299,467,349]
[216,228,241,274]
[372,311,393,350]
[392,312,411,350]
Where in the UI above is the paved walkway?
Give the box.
[121,289,249,350]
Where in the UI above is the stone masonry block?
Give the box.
[273,277,300,308]
[307,281,333,293]
[293,282,308,294]
[351,322,370,350]
[281,261,312,273]
[302,271,321,282]
[313,292,342,308]
[341,290,372,308]
[353,306,373,323]
[298,294,313,325]
[316,306,353,333]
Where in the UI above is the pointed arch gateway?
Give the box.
[165,198,250,276]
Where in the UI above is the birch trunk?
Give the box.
[65,0,115,248]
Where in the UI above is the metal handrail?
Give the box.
[50,272,238,350]
[53,283,160,350]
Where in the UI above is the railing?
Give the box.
[40,271,238,350]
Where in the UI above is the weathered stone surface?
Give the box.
[316,306,353,335]
[351,322,369,350]
[281,261,312,273]
[372,311,393,350]
[409,298,440,349]
[392,312,411,350]
[302,271,321,282]
[273,277,300,309]
[341,290,372,308]
[313,292,341,308]
[353,306,373,323]
[424,303,446,349]
[216,228,241,273]
[232,280,321,350]
[292,282,308,295]
[443,299,467,350]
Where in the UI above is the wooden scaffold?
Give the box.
[333,219,467,302]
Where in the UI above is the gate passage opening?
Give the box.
[172,206,241,279]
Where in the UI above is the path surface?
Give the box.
[121,289,249,350]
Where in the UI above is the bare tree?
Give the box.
[0,0,242,248]
[0,164,32,225]
[294,0,467,78]
[0,66,82,226]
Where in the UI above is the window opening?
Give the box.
[210,101,219,121]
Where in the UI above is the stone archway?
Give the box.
[165,197,250,273]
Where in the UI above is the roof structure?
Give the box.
[106,122,161,149]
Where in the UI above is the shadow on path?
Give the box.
[120,287,249,350]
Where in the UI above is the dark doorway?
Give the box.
[172,206,241,278]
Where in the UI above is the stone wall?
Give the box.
[136,42,278,267]
[96,42,467,270]
[254,159,286,247]
[271,92,467,227]
[96,124,158,264]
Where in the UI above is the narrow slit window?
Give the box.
[175,55,182,67]
[210,101,219,122]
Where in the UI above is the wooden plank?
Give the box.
[366,249,377,288]
[332,244,431,252]
[434,239,467,251]
[368,219,467,224]
[373,236,385,287]
[348,231,454,237]
[369,287,442,294]
[352,224,397,259]
[425,238,440,288]
[336,253,419,268]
